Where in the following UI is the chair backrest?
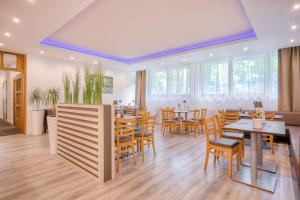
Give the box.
[216,113,225,136]
[204,116,218,141]
[136,110,149,117]
[224,111,239,124]
[218,109,225,114]
[265,113,275,121]
[162,108,175,121]
[124,106,135,115]
[140,116,156,137]
[193,109,202,121]
[201,108,208,119]
[138,107,147,112]
[115,118,136,143]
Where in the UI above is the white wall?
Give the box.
[26,54,135,135]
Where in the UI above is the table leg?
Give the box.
[232,132,277,192]
[250,132,257,184]
[256,134,262,165]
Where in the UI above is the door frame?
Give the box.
[0,51,26,134]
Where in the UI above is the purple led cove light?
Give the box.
[41,39,129,63]
[41,29,256,64]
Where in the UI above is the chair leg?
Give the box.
[141,139,145,162]
[194,124,196,138]
[204,146,209,170]
[236,150,240,170]
[270,136,274,154]
[228,152,232,178]
[152,140,156,157]
[132,144,136,165]
[116,147,120,173]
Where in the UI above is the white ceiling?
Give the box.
[48,0,252,58]
[0,0,299,69]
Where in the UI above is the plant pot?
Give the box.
[253,118,264,129]
[47,116,57,155]
[31,110,45,136]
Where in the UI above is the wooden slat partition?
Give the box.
[56,104,114,183]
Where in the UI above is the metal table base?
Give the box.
[233,167,277,192]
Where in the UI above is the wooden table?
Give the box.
[223,119,286,192]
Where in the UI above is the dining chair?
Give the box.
[199,108,208,134]
[182,109,201,137]
[115,118,137,173]
[217,112,245,158]
[251,112,275,154]
[161,108,182,135]
[204,116,241,178]
[124,106,135,116]
[134,116,156,161]
[224,111,240,125]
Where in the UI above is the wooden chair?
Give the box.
[161,108,182,135]
[182,109,201,137]
[204,116,241,178]
[251,112,275,154]
[224,111,240,125]
[217,112,245,158]
[115,118,137,173]
[134,116,156,161]
[124,106,135,116]
[199,108,208,134]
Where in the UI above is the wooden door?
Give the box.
[13,74,24,133]
[2,80,7,122]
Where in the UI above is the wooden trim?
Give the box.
[0,50,26,134]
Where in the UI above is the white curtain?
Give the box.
[147,51,278,121]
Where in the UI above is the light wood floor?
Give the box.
[0,127,295,200]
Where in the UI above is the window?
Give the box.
[148,70,167,97]
[232,55,265,97]
[146,50,279,110]
[201,60,229,95]
[270,51,278,97]
[171,66,190,96]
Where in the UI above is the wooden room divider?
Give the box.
[56,104,115,183]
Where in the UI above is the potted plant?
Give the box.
[45,88,60,154]
[29,88,45,136]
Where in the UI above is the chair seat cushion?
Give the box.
[221,132,245,139]
[134,131,152,137]
[115,136,132,143]
[209,138,239,148]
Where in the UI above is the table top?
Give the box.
[174,110,192,113]
[223,119,286,136]
[239,113,284,119]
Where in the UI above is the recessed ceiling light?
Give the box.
[209,53,213,57]
[94,61,98,64]
[0,43,4,47]
[70,56,74,60]
[27,0,35,2]
[243,47,248,51]
[294,4,300,10]
[182,58,186,62]
[161,61,164,65]
[291,25,297,30]
[290,39,295,43]
[4,32,11,37]
[40,50,44,55]
[12,17,20,23]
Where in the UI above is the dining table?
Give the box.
[223,119,286,192]
[239,112,284,120]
